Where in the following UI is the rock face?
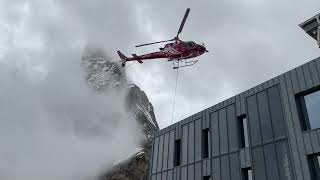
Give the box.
[81,46,159,180]
[82,46,127,90]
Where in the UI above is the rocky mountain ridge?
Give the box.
[81,46,159,180]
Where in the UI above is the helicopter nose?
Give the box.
[201,45,208,53]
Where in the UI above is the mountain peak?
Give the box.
[81,46,159,180]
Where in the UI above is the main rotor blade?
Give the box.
[135,39,174,47]
[176,8,191,38]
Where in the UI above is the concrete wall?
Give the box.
[150,57,320,180]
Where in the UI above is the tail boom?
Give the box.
[117,51,169,67]
[117,51,144,67]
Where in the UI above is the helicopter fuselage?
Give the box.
[119,41,207,64]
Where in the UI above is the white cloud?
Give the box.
[0,1,143,179]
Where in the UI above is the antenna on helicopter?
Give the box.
[135,8,191,47]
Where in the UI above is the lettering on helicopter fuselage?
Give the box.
[162,47,179,55]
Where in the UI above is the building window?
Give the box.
[202,128,210,158]
[238,115,250,148]
[242,167,253,180]
[297,89,320,130]
[174,139,181,166]
[307,153,320,180]
[203,175,211,180]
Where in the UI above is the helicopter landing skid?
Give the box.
[172,59,198,69]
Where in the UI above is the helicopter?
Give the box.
[117,8,208,69]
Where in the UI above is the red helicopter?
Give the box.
[117,8,208,69]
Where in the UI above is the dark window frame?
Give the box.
[238,115,249,148]
[307,153,320,180]
[242,167,253,180]
[296,86,320,131]
[203,175,211,180]
[174,139,181,166]
[202,128,210,159]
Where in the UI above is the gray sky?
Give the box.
[1,0,320,131]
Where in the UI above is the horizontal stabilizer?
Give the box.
[132,54,143,63]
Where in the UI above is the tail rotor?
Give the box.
[117,51,128,67]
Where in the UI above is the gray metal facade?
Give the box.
[150,56,320,180]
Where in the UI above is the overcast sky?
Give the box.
[1,0,320,130]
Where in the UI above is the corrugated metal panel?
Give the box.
[276,140,294,180]
[188,122,195,164]
[156,173,161,180]
[152,137,159,174]
[283,71,311,180]
[236,95,241,116]
[279,74,303,180]
[202,160,207,176]
[316,58,320,77]
[162,133,169,171]
[181,124,188,166]
[151,174,156,180]
[308,60,320,86]
[168,131,174,169]
[296,66,307,92]
[240,149,246,168]
[181,166,187,180]
[227,105,238,152]
[219,108,228,154]
[229,152,240,180]
[211,112,219,157]
[309,130,320,153]
[303,132,313,154]
[264,143,280,180]
[206,159,211,176]
[194,119,202,161]
[221,155,230,180]
[168,170,173,180]
[212,157,221,180]
[268,86,286,139]
[252,146,267,180]
[173,167,180,180]
[195,162,201,180]
[302,63,313,89]
[247,95,262,146]
[290,69,300,94]
[240,148,251,168]
[188,164,194,180]
[245,147,251,167]
[157,135,164,173]
[162,171,167,180]
[257,91,274,142]
[240,92,246,115]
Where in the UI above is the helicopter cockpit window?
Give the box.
[186,42,194,48]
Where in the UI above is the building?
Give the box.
[299,13,320,48]
[149,55,320,180]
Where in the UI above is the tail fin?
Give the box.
[117,51,128,67]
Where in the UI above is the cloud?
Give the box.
[0,1,143,179]
[0,51,143,180]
